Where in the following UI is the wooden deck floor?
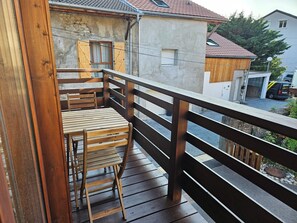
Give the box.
[69,146,205,223]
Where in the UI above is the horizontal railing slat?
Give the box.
[186,132,297,211]
[187,111,297,172]
[108,78,125,89]
[133,129,169,173]
[134,116,171,156]
[134,102,172,131]
[182,173,243,223]
[109,98,125,117]
[109,88,125,102]
[103,69,297,139]
[59,88,103,94]
[58,78,103,84]
[57,68,103,73]
[183,153,283,222]
[134,89,173,112]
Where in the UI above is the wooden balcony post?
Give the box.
[15,0,72,221]
[168,98,189,202]
[103,71,110,107]
[125,81,134,122]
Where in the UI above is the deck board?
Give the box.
[70,147,204,223]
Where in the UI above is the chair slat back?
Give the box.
[67,92,97,111]
[82,123,133,178]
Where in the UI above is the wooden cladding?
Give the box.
[205,58,251,83]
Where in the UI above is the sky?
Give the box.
[193,0,297,19]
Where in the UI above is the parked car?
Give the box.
[266,81,291,100]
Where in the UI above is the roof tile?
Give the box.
[127,0,226,21]
[49,0,139,14]
[206,33,257,59]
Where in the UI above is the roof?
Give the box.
[263,10,297,20]
[49,0,140,15]
[127,0,226,22]
[206,33,257,59]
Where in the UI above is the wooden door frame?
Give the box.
[15,0,72,221]
[0,0,72,222]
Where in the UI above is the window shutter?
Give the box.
[77,40,91,78]
[113,42,126,73]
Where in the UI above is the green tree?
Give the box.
[270,57,286,80]
[217,12,290,71]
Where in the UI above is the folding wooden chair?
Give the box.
[67,92,98,166]
[67,92,97,111]
[76,123,133,222]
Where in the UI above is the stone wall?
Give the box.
[50,11,139,75]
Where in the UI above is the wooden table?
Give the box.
[62,108,128,172]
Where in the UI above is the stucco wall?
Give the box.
[265,12,297,72]
[50,11,138,75]
[139,16,207,93]
[203,72,231,100]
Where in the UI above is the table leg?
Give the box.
[66,134,71,175]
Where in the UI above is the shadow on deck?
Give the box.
[70,146,205,223]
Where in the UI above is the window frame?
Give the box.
[90,41,113,69]
[161,49,178,66]
[151,0,169,8]
[279,20,287,28]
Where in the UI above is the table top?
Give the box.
[62,108,128,135]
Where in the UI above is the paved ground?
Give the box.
[244,97,290,111]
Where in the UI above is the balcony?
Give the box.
[57,68,297,222]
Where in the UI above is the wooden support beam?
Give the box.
[1,0,50,221]
[15,0,72,222]
[168,98,189,202]
[125,81,134,122]
[103,72,110,107]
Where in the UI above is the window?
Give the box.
[151,0,169,8]
[90,41,112,69]
[207,39,219,46]
[279,20,287,28]
[161,49,177,66]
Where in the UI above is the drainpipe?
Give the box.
[241,58,255,103]
[125,14,141,75]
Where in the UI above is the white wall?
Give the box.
[203,72,231,100]
[139,16,207,94]
[265,12,297,72]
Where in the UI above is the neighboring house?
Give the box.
[49,0,226,113]
[204,32,258,102]
[49,0,141,77]
[263,10,297,73]
[127,0,226,94]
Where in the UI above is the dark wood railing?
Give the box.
[57,68,297,222]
